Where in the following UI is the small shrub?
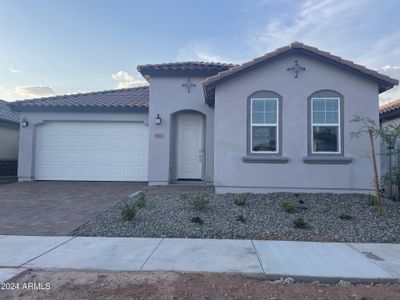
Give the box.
[181,193,189,201]
[293,217,308,229]
[339,213,353,220]
[189,193,209,210]
[120,202,136,221]
[236,212,246,223]
[190,216,204,225]
[136,192,146,209]
[367,194,376,206]
[234,194,248,206]
[282,202,296,213]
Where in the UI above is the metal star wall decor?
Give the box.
[287,60,306,78]
[182,78,196,93]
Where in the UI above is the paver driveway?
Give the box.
[0,181,146,235]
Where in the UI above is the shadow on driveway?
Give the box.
[0,181,146,236]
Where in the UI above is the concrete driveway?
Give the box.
[0,181,146,236]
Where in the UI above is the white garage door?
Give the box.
[35,121,148,181]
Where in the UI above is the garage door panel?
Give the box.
[35,121,148,181]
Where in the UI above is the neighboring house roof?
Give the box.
[8,86,149,112]
[0,100,20,124]
[203,42,399,106]
[379,99,400,121]
[138,61,235,78]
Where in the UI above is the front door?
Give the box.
[176,114,204,180]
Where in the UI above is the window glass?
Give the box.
[252,126,277,152]
[311,97,340,153]
[251,98,278,153]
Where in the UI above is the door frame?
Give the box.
[170,110,206,182]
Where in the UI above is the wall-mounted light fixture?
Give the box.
[155,113,162,125]
[21,119,29,128]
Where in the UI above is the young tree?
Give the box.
[351,116,400,214]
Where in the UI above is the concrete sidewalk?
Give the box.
[0,235,399,283]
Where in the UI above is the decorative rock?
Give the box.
[283,277,295,285]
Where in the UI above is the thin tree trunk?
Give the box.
[368,129,383,215]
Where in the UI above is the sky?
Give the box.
[0,0,399,103]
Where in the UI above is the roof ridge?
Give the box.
[203,41,399,105]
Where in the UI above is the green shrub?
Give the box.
[234,194,248,206]
[136,192,146,209]
[339,213,353,220]
[190,216,204,225]
[189,193,209,210]
[367,194,376,206]
[236,212,246,223]
[120,202,137,221]
[293,217,308,229]
[282,202,296,213]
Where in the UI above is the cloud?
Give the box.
[111,71,133,82]
[177,41,235,63]
[111,71,147,89]
[15,86,56,98]
[0,85,56,100]
[250,0,369,54]
[377,65,400,72]
[8,66,21,73]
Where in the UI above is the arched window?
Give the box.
[308,90,344,155]
[247,91,282,155]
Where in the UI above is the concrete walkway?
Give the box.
[0,235,399,284]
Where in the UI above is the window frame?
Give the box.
[247,92,282,156]
[311,97,341,154]
[307,90,344,156]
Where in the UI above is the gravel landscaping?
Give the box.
[72,186,400,243]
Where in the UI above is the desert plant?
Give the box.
[189,193,209,210]
[339,213,353,220]
[367,194,376,206]
[236,211,246,223]
[293,217,308,229]
[234,194,248,206]
[136,192,146,209]
[282,202,296,213]
[350,116,400,215]
[190,216,204,225]
[120,202,137,221]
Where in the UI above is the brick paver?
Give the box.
[0,181,146,235]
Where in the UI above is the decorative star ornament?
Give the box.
[182,78,196,93]
[287,60,306,78]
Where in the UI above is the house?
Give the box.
[0,100,20,178]
[379,99,400,197]
[9,42,399,193]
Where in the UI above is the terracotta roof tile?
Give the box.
[380,99,400,115]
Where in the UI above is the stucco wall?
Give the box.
[17,112,148,181]
[214,53,380,193]
[0,122,19,159]
[148,77,214,184]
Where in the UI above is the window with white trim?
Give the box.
[251,98,278,153]
[311,97,340,153]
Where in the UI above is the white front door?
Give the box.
[176,114,204,180]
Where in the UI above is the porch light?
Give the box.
[21,119,29,128]
[155,113,162,125]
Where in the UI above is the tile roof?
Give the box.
[379,99,400,120]
[138,61,235,77]
[203,42,399,105]
[8,86,149,112]
[0,100,20,124]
